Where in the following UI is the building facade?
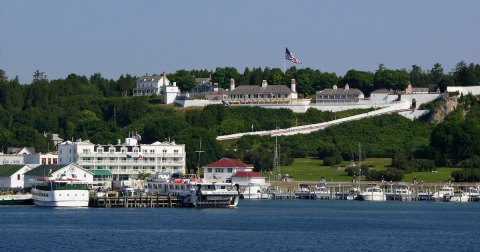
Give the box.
[226,79,299,104]
[23,163,94,188]
[315,84,364,103]
[203,158,254,182]
[58,137,186,180]
[133,74,170,96]
[0,164,36,188]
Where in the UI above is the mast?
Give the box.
[195,138,204,178]
[358,142,361,190]
[273,134,280,181]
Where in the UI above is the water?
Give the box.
[1,200,479,252]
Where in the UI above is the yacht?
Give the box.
[31,176,90,207]
[386,185,413,201]
[314,180,331,199]
[240,183,271,199]
[144,175,240,208]
[356,184,386,201]
[0,193,33,205]
[432,185,454,201]
[449,191,470,202]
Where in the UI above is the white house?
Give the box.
[226,79,299,104]
[58,137,186,180]
[23,163,94,188]
[133,74,171,96]
[203,158,254,183]
[0,164,37,188]
[162,81,179,104]
[316,84,364,104]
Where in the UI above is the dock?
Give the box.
[90,195,181,208]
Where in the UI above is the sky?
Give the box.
[1,0,479,84]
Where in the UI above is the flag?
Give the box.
[133,133,142,140]
[139,154,144,160]
[285,47,301,64]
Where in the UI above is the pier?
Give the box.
[90,195,181,208]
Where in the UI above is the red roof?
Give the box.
[203,158,252,168]
[231,171,263,178]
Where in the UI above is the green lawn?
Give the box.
[275,157,461,183]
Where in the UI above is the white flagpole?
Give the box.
[283,46,286,73]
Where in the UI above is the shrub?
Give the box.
[323,155,343,166]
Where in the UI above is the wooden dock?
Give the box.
[90,195,181,208]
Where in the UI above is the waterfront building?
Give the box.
[58,137,186,180]
[0,164,36,188]
[203,158,254,183]
[0,147,57,165]
[23,163,94,188]
[315,84,364,104]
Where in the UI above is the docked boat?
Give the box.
[31,177,90,207]
[449,191,470,202]
[432,185,454,201]
[386,186,414,201]
[240,183,271,199]
[144,175,240,208]
[356,184,386,201]
[0,193,33,205]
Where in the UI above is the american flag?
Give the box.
[285,47,301,64]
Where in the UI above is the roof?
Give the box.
[0,165,26,177]
[229,85,293,95]
[203,158,252,168]
[24,165,65,176]
[371,89,391,94]
[316,87,363,96]
[89,170,113,176]
[6,147,36,154]
[231,171,263,178]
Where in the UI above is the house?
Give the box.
[133,74,170,96]
[315,84,364,103]
[226,79,299,104]
[23,163,94,188]
[203,158,254,182]
[0,164,36,188]
[231,171,266,186]
[161,81,179,104]
[58,137,186,180]
[1,147,37,165]
[370,89,391,101]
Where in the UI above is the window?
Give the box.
[163,150,167,154]
[207,168,212,173]
[227,168,233,173]
[174,150,179,154]
[17,174,21,180]
[150,150,155,154]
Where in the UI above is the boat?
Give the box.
[0,193,33,205]
[314,180,331,199]
[356,184,386,201]
[240,183,271,199]
[144,175,240,208]
[31,176,90,207]
[432,185,454,201]
[449,191,470,202]
[386,185,414,201]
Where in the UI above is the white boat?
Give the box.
[145,176,240,208]
[450,191,470,202]
[432,185,454,201]
[31,177,90,207]
[0,193,33,205]
[240,183,271,199]
[357,184,386,201]
[386,186,414,201]
[314,180,331,199]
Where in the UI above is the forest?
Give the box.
[1,61,480,180]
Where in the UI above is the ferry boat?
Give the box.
[356,184,386,201]
[31,177,90,207]
[144,175,240,208]
[0,193,33,205]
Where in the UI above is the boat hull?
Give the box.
[357,193,386,201]
[0,194,33,205]
[32,188,89,207]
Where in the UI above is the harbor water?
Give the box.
[1,200,479,251]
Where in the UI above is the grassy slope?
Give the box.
[278,157,459,183]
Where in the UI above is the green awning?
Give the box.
[89,169,113,176]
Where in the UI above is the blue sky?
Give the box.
[1,0,479,83]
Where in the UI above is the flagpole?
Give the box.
[283,46,286,73]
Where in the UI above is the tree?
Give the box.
[169,70,196,91]
[341,70,374,95]
[373,65,409,92]
[32,70,47,83]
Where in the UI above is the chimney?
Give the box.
[262,80,268,88]
[173,82,176,87]
[291,79,296,93]
[213,83,219,92]
[230,78,235,91]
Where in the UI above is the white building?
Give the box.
[0,164,37,188]
[23,163,94,188]
[162,81,179,104]
[203,158,254,182]
[0,147,57,165]
[58,137,186,180]
[133,74,171,96]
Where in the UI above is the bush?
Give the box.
[323,155,343,166]
[344,165,369,177]
[365,168,404,182]
[452,169,480,182]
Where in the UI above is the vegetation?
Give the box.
[1,61,480,180]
